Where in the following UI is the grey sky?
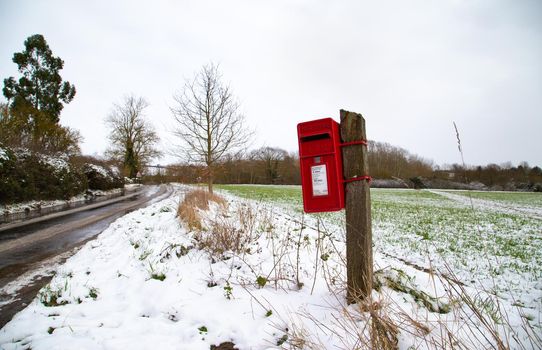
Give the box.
[1,0,541,167]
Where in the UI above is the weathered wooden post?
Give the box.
[340,109,373,303]
[296,111,372,304]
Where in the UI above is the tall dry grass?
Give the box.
[177,189,227,230]
[178,189,262,259]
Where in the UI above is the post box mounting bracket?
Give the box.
[339,139,372,183]
[340,140,367,148]
[343,175,372,183]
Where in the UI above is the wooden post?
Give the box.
[340,109,373,303]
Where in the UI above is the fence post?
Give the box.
[340,109,373,303]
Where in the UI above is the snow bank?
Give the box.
[1,186,342,348]
[0,185,537,349]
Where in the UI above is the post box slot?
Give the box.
[299,132,334,158]
[300,132,331,143]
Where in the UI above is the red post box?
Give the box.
[297,118,345,213]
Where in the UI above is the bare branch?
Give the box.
[170,63,252,193]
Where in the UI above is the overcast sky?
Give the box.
[1,0,541,167]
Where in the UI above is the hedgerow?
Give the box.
[0,144,122,204]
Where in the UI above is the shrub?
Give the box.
[82,163,123,190]
[409,176,427,189]
[199,218,245,256]
[0,145,22,203]
[0,146,87,204]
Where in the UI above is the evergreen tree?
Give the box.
[1,34,80,154]
[3,34,76,124]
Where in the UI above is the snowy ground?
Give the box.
[431,189,542,220]
[0,185,540,349]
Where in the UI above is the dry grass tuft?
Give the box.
[178,202,202,231]
[178,189,227,230]
[177,189,258,258]
[369,309,399,350]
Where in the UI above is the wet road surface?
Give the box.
[0,184,173,328]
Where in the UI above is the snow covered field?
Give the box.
[0,185,540,349]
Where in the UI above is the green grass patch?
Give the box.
[217,185,541,278]
[371,193,541,273]
[217,185,542,282]
[216,184,302,204]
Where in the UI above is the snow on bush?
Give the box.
[110,165,120,176]
[40,154,70,174]
[13,148,31,159]
[84,163,110,179]
[0,146,9,162]
[0,147,86,204]
[83,163,124,191]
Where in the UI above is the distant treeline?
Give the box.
[145,141,542,192]
[434,162,542,191]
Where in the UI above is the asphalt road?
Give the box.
[0,184,174,328]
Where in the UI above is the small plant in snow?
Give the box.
[276,334,288,346]
[151,273,166,281]
[139,249,152,261]
[256,276,267,288]
[38,285,68,307]
[223,282,233,300]
[148,263,166,281]
[160,243,192,261]
[177,245,191,257]
[473,295,503,324]
[88,287,99,300]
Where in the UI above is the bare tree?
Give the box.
[252,146,288,184]
[105,95,161,178]
[171,63,251,193]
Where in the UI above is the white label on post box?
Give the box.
[311,164,328,196]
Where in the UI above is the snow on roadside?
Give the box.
[0,249,80,309]
[0,185,536,349]
[0,188,124,218]
[1,198,69,217]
